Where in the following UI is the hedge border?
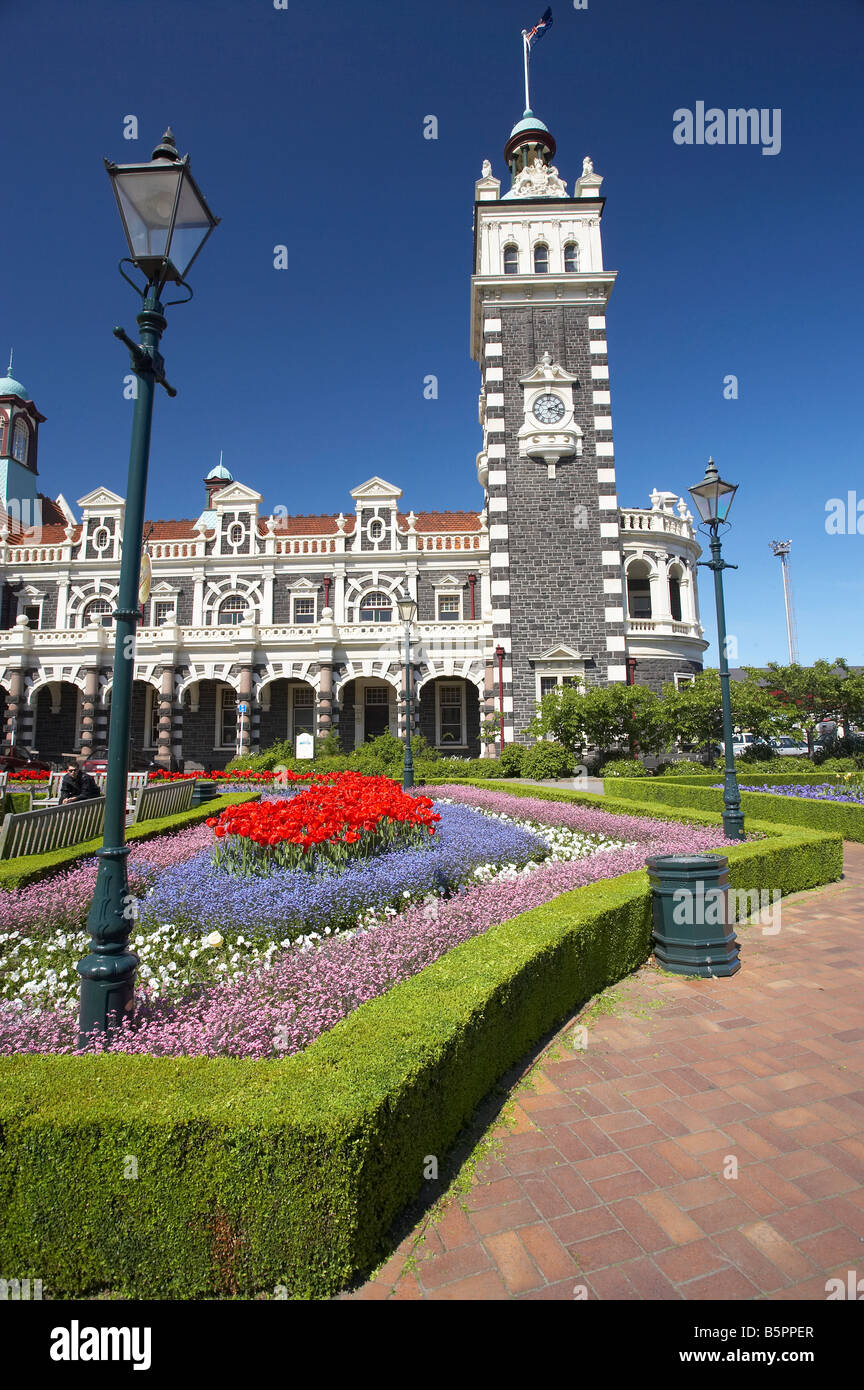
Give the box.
[603,776,864,842]
[610,771,848,787]
[0,786,842,1299]
[0,792,259,890]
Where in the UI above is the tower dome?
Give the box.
[0,374,28,400]
[205,461,233,483]
[504,109,557,183]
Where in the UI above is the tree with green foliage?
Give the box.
[756,659,864,751]
[526,680,665,757]
[659,669,799,755]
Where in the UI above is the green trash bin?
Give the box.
[190,781,218,809]
[646,853,740,977]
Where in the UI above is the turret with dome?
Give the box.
[0,354,46,527]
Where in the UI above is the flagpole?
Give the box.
[522,32,531,112]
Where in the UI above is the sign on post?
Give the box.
[295,732,314,760]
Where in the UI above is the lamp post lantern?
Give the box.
[76,130,219,1046]
[397,594,418,790]
[688,457,745,842]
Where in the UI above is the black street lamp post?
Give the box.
[397,595,418,790]
[688,457,745,842]
[76,130,218,1045]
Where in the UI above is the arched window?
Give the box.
[503,244,519,275]
[12,420,29,464]
[564,242,579,272]
[0,414,7,454]
[83,597,114,628]
[228,523,244,547]
[626,562,653,620]
[669,569,683,622]
[217,594,248,626]
[533,244,549,274]
[359,590,392,623]
[367,518,384,541]
[93,526,110,553]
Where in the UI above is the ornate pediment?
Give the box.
[350,477,403,503]
[76,487,125,511]
[532,645,586,664]
[209,481,263,508]
[520,351,580,388]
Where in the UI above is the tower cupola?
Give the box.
[504,110,556,183]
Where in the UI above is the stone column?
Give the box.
[4,667,24,750]
[317,661,333,735]
[238,665,253,755]
[79,666,100,757]
[482,658,497,757]
[156,665,174,767]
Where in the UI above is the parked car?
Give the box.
[770,736,809,757]
[81,747,161,775]
[0,746,52,775]
[719,733,772,756]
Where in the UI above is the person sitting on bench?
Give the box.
[59,758,102,804]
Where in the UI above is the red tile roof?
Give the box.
[2,503,483,545]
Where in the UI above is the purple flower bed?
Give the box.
[0,822,213,936]
[739,783,864,804]
[0,792,742,1059]
[137,802,545,939]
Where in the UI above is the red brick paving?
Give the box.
[348,843,864,1300]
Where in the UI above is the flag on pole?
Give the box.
[523,7,553,50]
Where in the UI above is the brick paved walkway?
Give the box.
[349,843,864,1300]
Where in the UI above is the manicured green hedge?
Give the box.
[0,792,259,890]
[0,784,841,1299]
[643,771,841,787]
[605,777,864,842]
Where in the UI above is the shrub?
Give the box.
[662,760,709,777]
[521,743,575,780]
[601,758,647,778]
[498,744,526,777]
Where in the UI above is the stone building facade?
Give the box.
[0,109,706,770]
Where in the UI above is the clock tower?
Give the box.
[471,111,626,744]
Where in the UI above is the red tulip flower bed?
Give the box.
[7,770,50,783]
[206,771,440,874]
[148,768,318,784]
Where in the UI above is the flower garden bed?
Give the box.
[605,775,864,841]
[0,777,843,1298]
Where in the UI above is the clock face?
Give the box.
[532,393,566,425]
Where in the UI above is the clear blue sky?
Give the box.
[4,0,861,666]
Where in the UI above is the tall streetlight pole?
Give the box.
[770,540,799,664]
[688,458,745,841]
[77,130,219,1045]
[397,594,418,790]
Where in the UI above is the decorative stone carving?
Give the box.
[517,354,583,479]
[504,161,568,200]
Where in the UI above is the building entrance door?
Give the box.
[364,687,390,740]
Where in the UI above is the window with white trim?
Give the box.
[152,599,176,627]
[22,603,41,630]
[93,526,111,553]
[503,244,519,274]
[564,242,579,272]
[367,518,384,541]
[218,687,237,747]
[83,597,114,627]
[437,682,465,747]
[11,420,28,463]
[217,594,247,626]
[674,672,696,689]
[228,523,244,547]
[359,590,392,623]
[533,244,549,274]
[293,595,316,625]
[437,592,461,620]
[0,413,7,453]
[292,685,315,737]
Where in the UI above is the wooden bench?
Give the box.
[0,796,106,860]
[130,778,195,824]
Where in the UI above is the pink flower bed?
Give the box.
[0,790,743,1059]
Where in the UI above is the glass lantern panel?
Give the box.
[113,168,183,259]
[167,175,214,277]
